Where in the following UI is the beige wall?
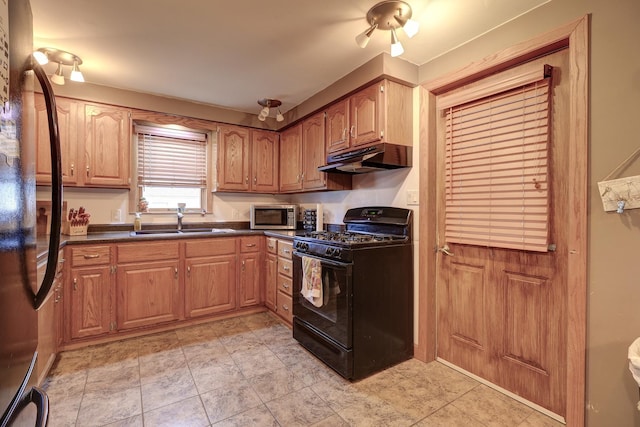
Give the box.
[418,1,640,425]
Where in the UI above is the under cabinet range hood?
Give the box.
[318,143,412,174]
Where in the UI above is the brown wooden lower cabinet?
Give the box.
[116,260,181,330]
[62,235,277,347]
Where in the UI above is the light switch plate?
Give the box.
[406,189,419,205]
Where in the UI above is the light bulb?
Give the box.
[70,61,84,82]
[276,109,284,122]
[50,63,65,85]
[390,29,404,57]
[402,18,419,38]
[33,50,48,65]
[355,23,377,48]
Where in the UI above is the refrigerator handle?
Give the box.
[2,387,49,427]
[31,63,62,310]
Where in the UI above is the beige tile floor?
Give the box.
[43,312,564,427]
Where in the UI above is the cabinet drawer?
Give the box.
[276,290,293,324]
[184,238,235,258]
[277,240,293,259]
[278,258,292,277]
[266,237,277,254]
[240,236,261,253]
[278,274,292,296]
[70,245,111,267]
[117,241,179,263]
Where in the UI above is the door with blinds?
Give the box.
[435,49,569,417]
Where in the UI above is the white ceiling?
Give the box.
[30,0,549,117]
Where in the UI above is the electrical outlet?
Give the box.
[111,209,121,222]
[406,190,419,206]
[232,209,239,219]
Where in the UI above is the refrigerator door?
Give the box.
[0,0,59,426]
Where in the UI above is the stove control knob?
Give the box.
[325,247,334,256]
[302,243,309,251]
[333,249,342,258]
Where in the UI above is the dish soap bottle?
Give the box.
[133,213,142,231]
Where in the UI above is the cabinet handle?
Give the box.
[282,283,290,289]
[283,265,290,271]
[70,163,74,176]
[73,278,77,290]
[174,268,178,279]
[301,173,304,182]
[268,244,275,249]
[342,128,347,141]
[254,176,257,184]
[245,175,249,184]
[187,266,191,277]
[245,243,256,248]
[242,259,245,271]
[282,304,289,312]
[86,165,89,177]
[283,249,291,254]
[350,125,355,138]
[83,253,100,259]
[296,174,300,183]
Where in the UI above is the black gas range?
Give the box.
[292,206,413,380]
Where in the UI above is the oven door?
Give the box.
[292,250,352,348]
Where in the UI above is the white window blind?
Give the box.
[443,68,552,252]
[136,125,207,188]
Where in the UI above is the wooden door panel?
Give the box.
[448,261,486,350]
[326,99,350,153]
[435,49,570,417]
[85,103,130,186]
[185,255,236,317]
[251,130,279,192]
[117,261,179,330]
[302,112,326,190]
[217,125,250,191]
[279,124,303,192]
[350,84,380,147]
[69,266,111,339]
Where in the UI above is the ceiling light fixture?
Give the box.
[355,1,419,57]
[257,98,282,122]
[33,47,85,85]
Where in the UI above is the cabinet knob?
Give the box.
[73,277,77,290]
[342,128,347,141]
[86,165,90,177]
[350,125,355,138]
[174,268,178,279]
[245,176,249,184]
[187,266,191,277]
[70,163,74,176]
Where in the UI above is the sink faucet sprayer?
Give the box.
[177,203,186,230]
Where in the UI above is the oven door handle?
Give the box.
[293,250,351,268]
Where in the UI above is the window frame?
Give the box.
[129,121,215,215]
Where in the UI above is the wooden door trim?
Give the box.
[417,15,589,427]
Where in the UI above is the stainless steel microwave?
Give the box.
[250,204,298,230]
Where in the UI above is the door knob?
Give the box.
[438,244,454,256]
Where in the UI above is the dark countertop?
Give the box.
[37,228,303,262]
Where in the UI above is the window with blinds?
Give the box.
[440,66,552,252]
[135,125,208,211]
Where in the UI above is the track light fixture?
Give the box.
[257,98,283,122]
[33,47,85,85]
[355,1,419,58]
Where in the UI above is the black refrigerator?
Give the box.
[0,0,62,426]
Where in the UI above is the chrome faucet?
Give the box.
[177,203,185,230]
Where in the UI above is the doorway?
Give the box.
[416,16,588,427]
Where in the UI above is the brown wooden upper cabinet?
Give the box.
[35,94,131,188]
[326,79,413,155]
[216,125,279,193]
[279,112,351,193]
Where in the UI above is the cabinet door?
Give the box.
[302,112,327,190]
[84,103,131,187]
[239,253,261,307]
[217,125,250,191]
[185,255,237,317]
[325,98,350,154]
[265,253,277,311]
[116,260,180,330]
[251,130,279,193]
[69,266,112,339]
[35,95,81,185]
[279,124,303,192]
[350,83,381,147]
